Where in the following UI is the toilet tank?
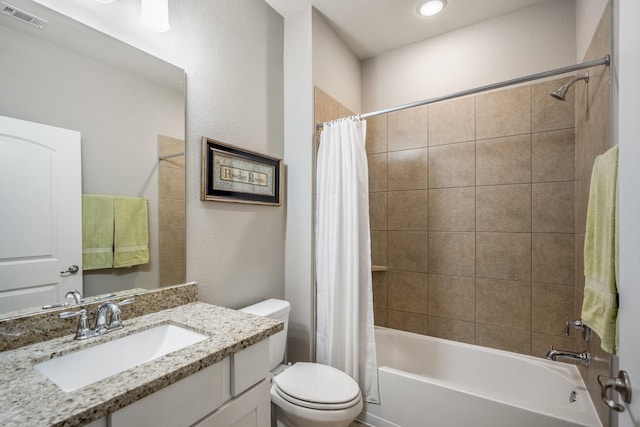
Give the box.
[240,299,290,371]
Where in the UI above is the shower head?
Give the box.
[550,71,590,101]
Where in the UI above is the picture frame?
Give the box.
[201,137,283,206]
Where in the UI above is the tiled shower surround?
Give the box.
[365,79,577,358]
[316,81,578,357]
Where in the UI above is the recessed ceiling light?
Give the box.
[417,0,447,17]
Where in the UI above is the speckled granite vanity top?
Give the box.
[0,302,282,427]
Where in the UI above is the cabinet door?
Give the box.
[110,361,225,427]
[195,379,271,427]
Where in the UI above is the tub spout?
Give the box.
[546,346,590,367]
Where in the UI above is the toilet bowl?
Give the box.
[240,299,363,427]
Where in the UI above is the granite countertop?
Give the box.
[0,302,283,427]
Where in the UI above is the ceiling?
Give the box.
[265,0,552,59]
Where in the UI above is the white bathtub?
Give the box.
[359,327,602,427]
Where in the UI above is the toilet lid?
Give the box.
[274,362,361,409]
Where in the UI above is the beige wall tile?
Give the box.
[388,190,428,230]
[429,187,475,231]
[575,115,595,179]
[476,278,531,331]
[576,234,586,292]
[388,105,428,151]
[531,333,576,358]
[476,324,531,355]
[575,173,591,234]
[366,115,388,154]
[428,274,475,321]
[476,232,531,282]
[532,233,575,286]
[532,181,575,233]
[388,271,428,314]
[476,184,531,232]
[388,231,428,272]
[159,166,185,201]
[338,104,354,119]
[369,191,387,231]
[388,310,428,335]
[314,87,340,124]
[575,288,584,321]
[476,135,531,185]
[428,97,475,146]
[370,230,387,267]
[158,136,185,169]
[388,148,428,190]
[428,141,475,188]
[159,229,186,263]
[532,283,575,336]
[428,232,475,277]
[159,259,186,287]
[368,153,388,192]
[372,271,388,309]
[374,308,388,327]
[429,316,475,344]
[476,86,531,139]
[532,129,575,182]
[532,78,575,132]
[159,199,185,229]
[590,84,612,157]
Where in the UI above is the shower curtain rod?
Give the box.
[316,55,610,129]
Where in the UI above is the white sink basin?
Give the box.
[35,324,209,392]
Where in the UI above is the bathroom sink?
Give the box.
[34,324,209,392]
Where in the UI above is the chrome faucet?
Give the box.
[95,300,128,333]
[59,298,134,340]
[65,290,84,305]
[545,318,592,366]
[546,346,590,366]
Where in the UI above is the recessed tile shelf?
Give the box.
[372,265,388,272]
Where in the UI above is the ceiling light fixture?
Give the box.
[417,0,447,17]
[140,0,170,32]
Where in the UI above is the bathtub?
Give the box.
[358,327,602,427]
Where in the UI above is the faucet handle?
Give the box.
[565,319,592,342]
[105,298,135,330]
[59,309,90,340]
[118,298,134,307]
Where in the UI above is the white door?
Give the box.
[615,0,639,425]
[0,115,82,313]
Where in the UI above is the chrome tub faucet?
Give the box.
[546,346,590,367]
[546,318,592,367]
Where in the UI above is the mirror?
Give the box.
[0,0,186,317]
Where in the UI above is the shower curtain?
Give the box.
[315,117,379,404]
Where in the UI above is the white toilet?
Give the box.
[240,299,363,427]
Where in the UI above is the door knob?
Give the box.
[60,265,79,275]
[598,370,632,412]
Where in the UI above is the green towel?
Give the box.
[82,195,114,270]
[582,145,618,354]
[114,196,149,268]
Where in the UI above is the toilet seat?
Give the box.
[273,362,362,410]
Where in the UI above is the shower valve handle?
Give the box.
[564,319,592,342]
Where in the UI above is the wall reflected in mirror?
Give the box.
[0,0,186,316]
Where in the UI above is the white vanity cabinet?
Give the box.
[109,339,270,427]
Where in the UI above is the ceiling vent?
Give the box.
[1,2,48,29]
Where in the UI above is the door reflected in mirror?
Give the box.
[0,0,186,316]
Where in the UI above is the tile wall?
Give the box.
[366,77,577,357]
[158,136,186,286]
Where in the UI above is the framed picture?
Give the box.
[201,137,283,206]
